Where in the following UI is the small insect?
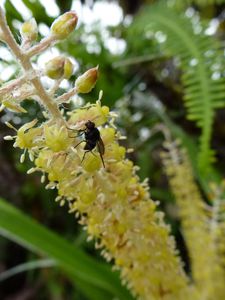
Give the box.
[74,120,105,168]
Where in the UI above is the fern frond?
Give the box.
[132,2,225,173]
[173,0,225,7]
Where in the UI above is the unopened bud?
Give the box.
[63,58,74,79]
[75,67,98,94]
[50,11,78,40]
[20,18,38,42]
[20,153,25,163]
[4,135,14,140]
[3,100,27,113]
[45,56,73,80]
[27,167,36,174]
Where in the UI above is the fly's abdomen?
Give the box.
[84,140,96,151]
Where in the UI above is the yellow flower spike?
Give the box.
[80,190,96,204]
[35,149,53,172]
[57,167,86,200]
[58,181,75,199]
[101,105,109,116]
[87,216,101,236]
[0,10,197,299]
[36,150,81,193]
[116,187,127,201]
[162,141,225,299]
[10,98,192,299]
[68,102,109,128]
[108,161,133,182]
[95,102,109,124]
[14,119,42,149]
[105,143,126,161]
[113,221,127,236]
[47,155,69,182]
[18,119,38,132]
[44,124,71,152]
[100,127,116,145]
[54,153,79,181]
[82,153,101,172]
[74,190,97,213]
[50,11,78,40]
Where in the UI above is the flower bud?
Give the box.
[20,18,38,42]
[75,67,98,94]
[50,11,78,40]
[2,100,27,113]
[63,58,74,79]
[45,56,73,80]
[4,135,14,141]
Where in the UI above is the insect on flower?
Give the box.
[72,120,105,168]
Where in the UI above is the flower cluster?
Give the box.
[161,139,225,300]
[6,99,190,299]
[0,7,199,300]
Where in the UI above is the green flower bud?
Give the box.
[20,18,38,42]
[75,67,99,94]
[63,58,74,79]
[45,56,74,80]
[50,11,78,40]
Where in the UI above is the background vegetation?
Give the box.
[0,0,225,299]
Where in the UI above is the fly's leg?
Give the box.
[68,132,85,139]
[99,152,105,168]
[81,150,90,164]
[81,150,98,164]
[74,140,86,148]
[66,127,85,139]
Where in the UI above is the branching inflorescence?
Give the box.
[161,131,225,300]
[0,6,224,300]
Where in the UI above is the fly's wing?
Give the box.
[97,137,105,155]
[97,137,105,168]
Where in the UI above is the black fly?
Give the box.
[74,120,105,168]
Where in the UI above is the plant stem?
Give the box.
[0,74,29,97]
[26,36,56,57]
[56,87,77,104]
[0,7,65,125]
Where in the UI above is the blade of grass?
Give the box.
[0,256,111,300]
[0,198,133,300]
[0,259,55,282]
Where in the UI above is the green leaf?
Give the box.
[5,0,23,22]
[174,0,225,8]
[0,259,55,282]
[134,91,222,190]
[4,0,23,37]
[0,198,133,300]
[22,0,53,26]
[132,1,225,174]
